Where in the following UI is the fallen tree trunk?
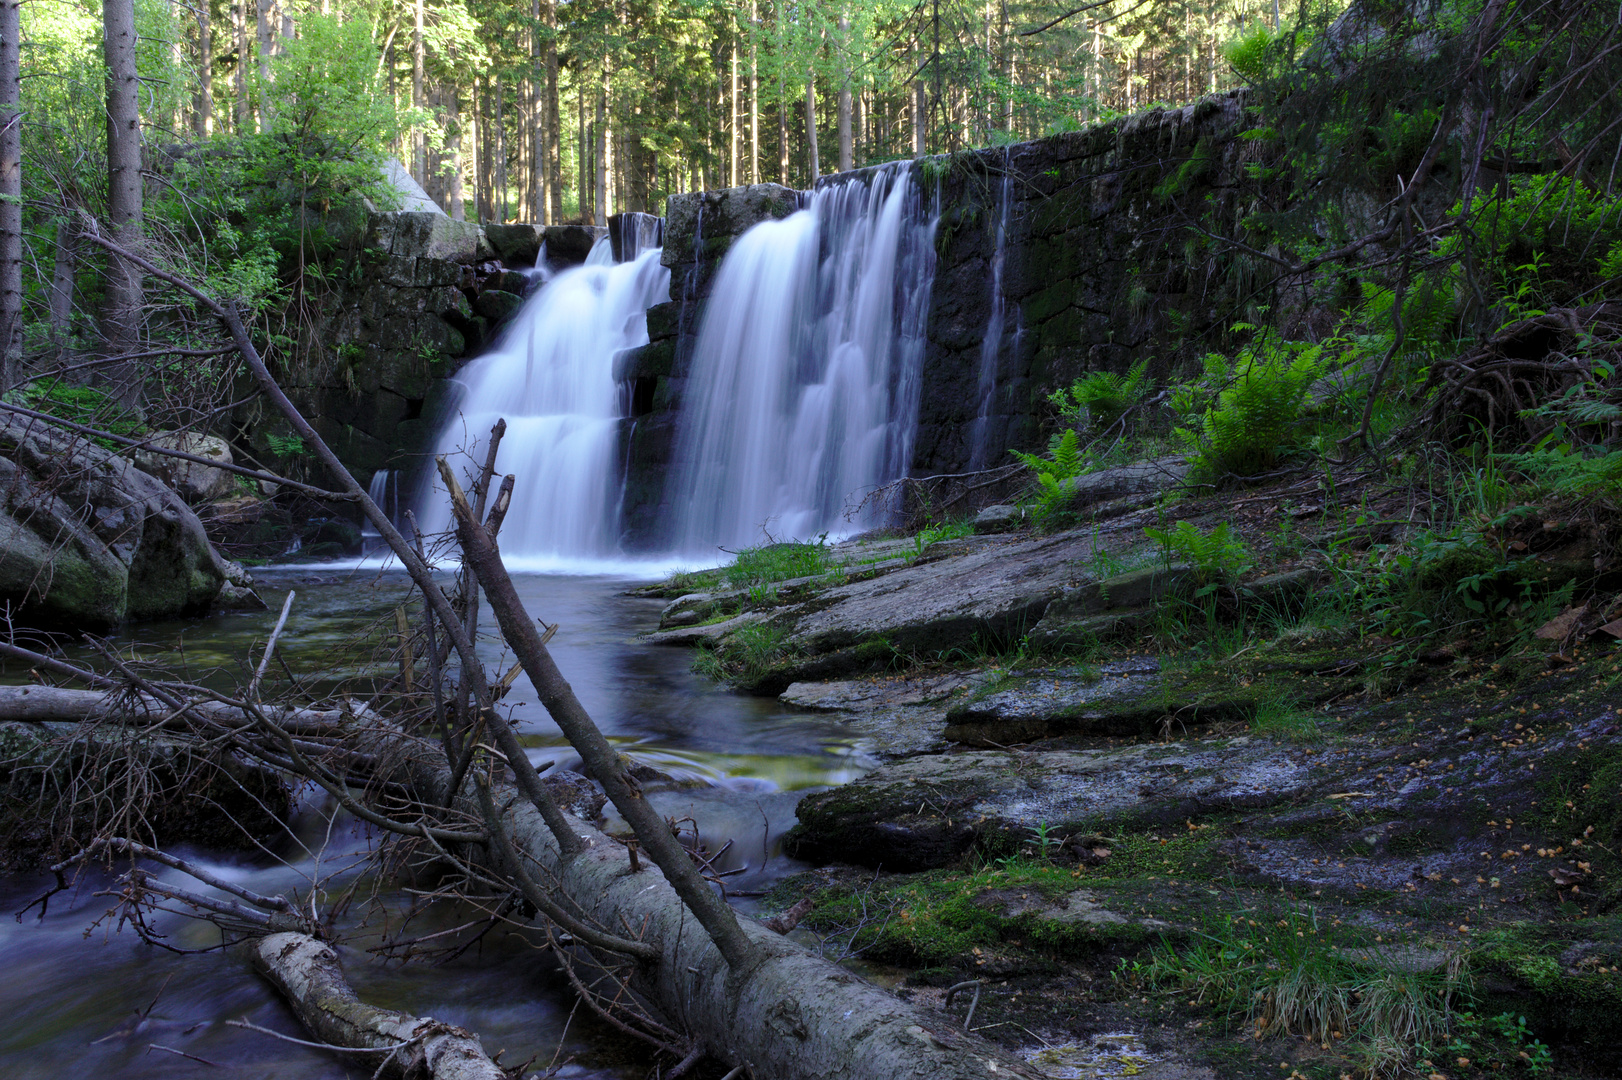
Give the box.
[0,684,357,734]
[244,932,509,1080]
[375,730,1042,1080]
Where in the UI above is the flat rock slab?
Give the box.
[787,739,1312,870]
[781,672,984,711]
[781,532,1101,656]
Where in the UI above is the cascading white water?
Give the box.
[361,469,397,553]
[417,241,670,562]
[666,164,937,554]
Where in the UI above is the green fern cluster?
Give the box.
[1010,428,1089,522]
[1173,336,1324,480]
[1143,520,1253,582]
[1503,448,1622,504]
[1049,360,1151,430]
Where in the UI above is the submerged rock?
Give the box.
[0,414,233,626]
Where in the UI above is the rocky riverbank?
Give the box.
[634,461,1622,1080]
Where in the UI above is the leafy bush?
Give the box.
[1462,177,1622,308]
[1173,335,1325,479]
[1142,520,1253,582]
[1503,447,1622,505]
[1049,360,1151,431]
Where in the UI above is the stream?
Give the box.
[0,566,872,1078]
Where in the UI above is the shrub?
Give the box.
[1173,335,1324,479]
[6,379,144,447]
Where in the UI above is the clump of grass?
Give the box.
[693,624,792,687]
[725,541,836,589]
[1125,904,1466,1078]
[1250,694,1323,742]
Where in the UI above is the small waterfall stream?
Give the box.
[968,148,1018,471]
[418,241,669,564]
[666,164,937,554]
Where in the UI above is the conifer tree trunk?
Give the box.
[544,0,560,224]
[194,3,213,137]
[578,84,590,222]
[48,217,76,355]
[837,15,851,173]
[594,67,608,225]
[804,74,819,182]
[447,83,464,221]
[103,0,144,406]
[749,0,759,184]
[1001,0,1012,131]
[530,0,546,224]
[496,76,507,222]
[412,0,425,182]
[256,0,273,126]
[234,1,249,132]
[0,0,20,393]
[729,36,739,186]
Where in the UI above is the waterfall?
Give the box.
[968,149,1017,471]
[666,163,937,554]
[417,240,670,562]
[361,469,397,553]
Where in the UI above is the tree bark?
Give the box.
[255,0,274,125]
[371,724,1043,1080]
[748,0,759,184]
[446,84,464,221]
[495,76,507,222]
[0,684,361,734]
[837,16,852,173]
[234,0,249,132]
[594,67,608,225]
[48,215,77,353]
[729,35,739,186]
[804,75,820,183]
[530,0,546,224]
[103,0,143,406]
[412,0,425,183]
[543,0,560,224]
[0,0,21,394]
[245,933,508,1080]
[194,1,213,138]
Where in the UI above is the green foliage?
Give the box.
[1126,904,1465,1078]
[1173,334,1325,480]
[1464,178,1622,311]
[1502,448,1622,506]
[1049,360,1151,431]
[1010,428,1090,523]
[725,540,835,589]
[1142,520,1252,582]
[6,380,143,448]
[910,520,973,562]
[265,433,307,459]
[693,624,791,688]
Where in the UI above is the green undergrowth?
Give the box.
[725,540,837,589]
[6,379,146,448]
[1124,902,1467,1079]
[794,856,1169,968]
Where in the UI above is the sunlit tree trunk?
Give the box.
[912,40,926,158]
[578,81,590,222]
[103,0,143,406]
[233,2,248,132]
[256,0,273,127]
[544,0,560,223]
[836,15,851,173]
[496,76,508,222]
[194,2,213,137]
[412,0,425,182]
[0,0,18,393]
[749,0,759,184]
[594,66,608,225]
[447,83,465,221]
[1000,0,1012,132]
[729,32,742,184]
[805,74,819,182]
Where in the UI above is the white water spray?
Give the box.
[666,164,937,554]
[418,241,670,559]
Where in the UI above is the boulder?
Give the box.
[475,289,525,324]
[973,504,1024,533]
[0,414,231,627]
[1061,456,1189,506]
[483,224,545,265]
[135,431,235,503]
[365,211,484,263]
[484,224,606,267]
